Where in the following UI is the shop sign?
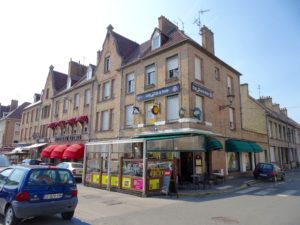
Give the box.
[149,178,160,190]
[136,84,180,101]
[92,174,100,184]
[133,178,143,190]
[191,82,214,98]
[111,176,119,187]
[102,175,108,185]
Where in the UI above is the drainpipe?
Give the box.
[118,69,124,139]
[88,78,95,141]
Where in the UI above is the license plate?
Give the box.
[43,193,63,200]
[259,173,267,177]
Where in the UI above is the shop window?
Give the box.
[245,153,252,171]
[167,95,179,122]
[227,152,240,172]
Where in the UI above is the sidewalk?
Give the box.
[177,175,260,197]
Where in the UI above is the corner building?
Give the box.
[85,16,263,196]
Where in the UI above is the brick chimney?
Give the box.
[201,26,215,55]
[33,93,41,102]
[259,96,273,109]
[158,16,177,34]
[10,100,18,111]
[272,103,280,113]
[280,108,288,116]
[68,59,87,77]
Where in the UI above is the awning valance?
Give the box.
[225,139,263,153]
[50,144,69,159]
[23,143,48,150]
[206,138,223,151]
[62,144,84,160]
[40,145,56,158]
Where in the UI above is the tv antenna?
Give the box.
[194,9,210,36]
[178,17,184,32]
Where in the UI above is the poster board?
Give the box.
[161,170,178,197]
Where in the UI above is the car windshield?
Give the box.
[71,163,83,169]
[26,169,75,186]
[258,163,273,170]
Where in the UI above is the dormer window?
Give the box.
[67,77,71,89]
[86,66,93,80]
[151,31,161,50]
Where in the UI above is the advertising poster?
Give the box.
[85,173,91,183]
[149,178,160,190]
[111,176,119,187]
[133,178,143,190]
[102,174,108,185]
[92,174,100,184]
[122,177,132,189]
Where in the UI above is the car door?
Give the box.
[0,168,14,215]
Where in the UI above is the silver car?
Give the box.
[56,162,83,179]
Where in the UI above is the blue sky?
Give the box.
[0,0,299,123]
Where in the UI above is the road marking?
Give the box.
[276,190,298,197]
[236,187,261,194]
[255,188,276,195]
[216,185,233,190]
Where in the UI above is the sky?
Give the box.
[0,0,300,123]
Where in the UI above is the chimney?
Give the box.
[259,96,273,109]
[272,104,280,113]
[280,108,288,116]
[33,93,41,102]
[201,26,215,54]
[68,59,87,77]
[158,16,177,34]
[107,24,114,33]
[97,50,102,66]
[10,100,18,111]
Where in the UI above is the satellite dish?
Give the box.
[193,107,202,120]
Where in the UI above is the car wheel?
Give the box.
[5,206,20,225]
[61,211,74,220]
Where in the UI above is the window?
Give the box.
[74,93,79,109]
[103,81,110,100]
[84,89,91,106]
[67,77,72,89]
[145,100,155,125]
[46,88,49,99]
[214,67,220,81]
[35,108,39,121]
[63,98,68,113]
[227,152,240,172]
[30,110,34,122]
[167,55,179,79]
[87,67,93,80]
[125,105,134,127]
[167,95,179,122]
[229,107,235,129]
[110,109,114,130]
[195,95,204,121]
[127,73,135,93]
[97,84,101,102]
[195,57,202,80]
[54,101,59,116]
[104,56,110,73]
[96,112,101,131]
[41,105,50,118]
[145,64,156,86]
[227,76,234,95]
[268,121,273,138]
[101,110,109,131]
[151,31,161,50]
[111,79,116,98]
[6,169,26,186]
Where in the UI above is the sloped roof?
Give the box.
[5,102,31,119]
[53,71,68,93]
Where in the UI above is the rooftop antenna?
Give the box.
[194,9,210,36]
[258,85,261,98]
[177,17,184,32]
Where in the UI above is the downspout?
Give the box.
[118,69,124,139]
[88,78,95,141]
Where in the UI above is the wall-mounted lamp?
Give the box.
[132,106,140,114]
[179,107,185,118]
[219,94,235,110]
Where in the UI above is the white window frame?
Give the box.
[195,57,202,80]
[101,110,109,131]
[227,76,233,95]
[63,98,68,113]
[167,95,179,122]
[84,89,91,106]
[103,81,110,100]
[229,107,235,129]
[145,64,156,86]
[104,56,110,73]
[74,93,79,109]
[167,55,179,79]
[125,105,134,127]
[151,31,161,50]
[127,73,135,93]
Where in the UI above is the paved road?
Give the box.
[1,169,299,225]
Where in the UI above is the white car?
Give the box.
[56,162,83,180]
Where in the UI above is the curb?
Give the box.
[178,180,261,198]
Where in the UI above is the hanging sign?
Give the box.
[136,84,180,101]
[191,82,214,98]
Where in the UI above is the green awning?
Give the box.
[206,138,223,151]
[248,142,263,153]
[225,139,262,153]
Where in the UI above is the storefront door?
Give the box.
[180,152,193,183]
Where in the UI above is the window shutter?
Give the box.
[167,95,179,121]
[195,57,201,80]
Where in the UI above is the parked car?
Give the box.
[253,162,285,182]
[56,162,83,180]
[0,154,10,171]
[21,159,42,165]
[0,165,78,225]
